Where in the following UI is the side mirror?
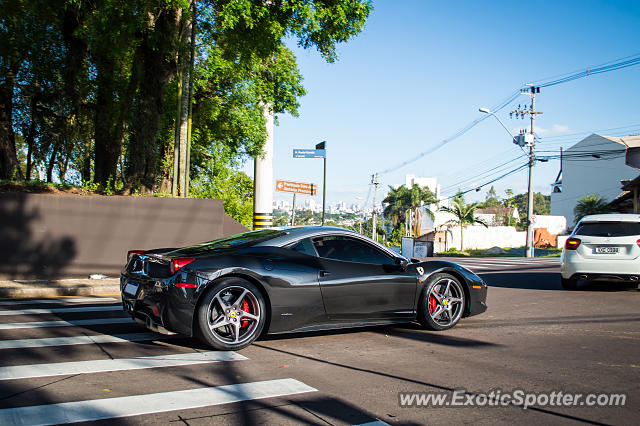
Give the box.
[395,257,409,270]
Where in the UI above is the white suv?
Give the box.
[561,213,640,290]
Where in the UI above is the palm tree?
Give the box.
[574,194,610,223]
[383,184,436,237]
[439,197,488,250]
[383,185,408,229]
[407,184,436,237]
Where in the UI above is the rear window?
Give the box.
[574,222,640,237]
[168,229,285,257]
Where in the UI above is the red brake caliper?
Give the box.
[241,299,250,327]
[428,294,437,314]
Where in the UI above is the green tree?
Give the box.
[574,194,610,223]
[477,185,501,208]
[512,192,550,216]
[1,0,372,198]
[439,197,488,251]
[191,167,254,228]
[383,184,436,238]
[502,188,515,226]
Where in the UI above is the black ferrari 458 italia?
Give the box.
[121,226,487,350]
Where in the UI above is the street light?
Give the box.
[479,107,514,139]
[479,106,536,258]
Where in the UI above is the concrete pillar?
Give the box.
[253,105,274,229]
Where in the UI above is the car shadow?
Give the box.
[480,272,640,292]
[257,322,500,348]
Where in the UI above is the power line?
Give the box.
[377,90,521,176]
[440,153,526,194]
[374,52,640,178]
[440,162,530,202]
[529,53,640,88]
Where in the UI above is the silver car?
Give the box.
[560,214,640,290]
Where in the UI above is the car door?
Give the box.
[311,235,416,321]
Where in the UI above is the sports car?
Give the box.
[121,226,487,350]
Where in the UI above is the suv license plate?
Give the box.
[595,247,620,254]
[124,281,139,295]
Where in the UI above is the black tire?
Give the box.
[197,278,267,351]
[418,273,465,331]
[560,277,578,290]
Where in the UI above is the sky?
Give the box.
[244,0,640,209]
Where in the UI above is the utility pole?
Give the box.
[371,173,379,241]
[316,141,327,226]
[511,86,542,257]
[290,193,296,226]
[253,105,274,230]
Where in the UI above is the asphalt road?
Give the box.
[0,257,638,425]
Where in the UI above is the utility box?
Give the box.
[401,237,433,258]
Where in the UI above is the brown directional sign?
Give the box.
[276,180,317,195]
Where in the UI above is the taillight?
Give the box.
[127,250,146,262]
[637,239,640,248]
[564,237,581,250]
[170,258,195,275]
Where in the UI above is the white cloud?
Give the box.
[535,124,570,135]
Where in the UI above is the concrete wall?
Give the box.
[0,193,247,279]
[438,225,526,251]
[550,134,636,227]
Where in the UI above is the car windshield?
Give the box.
[169,229,286,257]
[574,221,640,237]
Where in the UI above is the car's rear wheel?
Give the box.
[197,278,266,350]
[418,273,465,331]
[560,277,578,290]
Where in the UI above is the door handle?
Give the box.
[319,270,331,277]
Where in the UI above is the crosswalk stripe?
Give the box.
[0,351,246,380]
[0,306,122,316]
[354,421,392,426]
[0,317,133,330]
[0,332,164,350]
[0,378,317,425]
[0,297,118,306]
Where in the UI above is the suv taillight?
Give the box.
[127,250,146,262]
[637,239,640,248]
[170,258,195,275]
[565,237,581,250]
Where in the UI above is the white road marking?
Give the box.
[0,317,133,330]
[0,351,246,380]
[0,378,317,425]
[354,421,392,426]
[0,332,164,350]
[0,297,118,306]
[0,306,122,316]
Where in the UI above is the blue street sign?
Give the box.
[293,149,326,158]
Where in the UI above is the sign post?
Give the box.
[276,179,317,226]
[292,141,326,225]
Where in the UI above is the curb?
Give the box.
[0,279,120,299]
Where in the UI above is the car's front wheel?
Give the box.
[197,278,266,350]
[418,273,465,331]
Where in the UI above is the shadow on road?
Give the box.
[252,344,610,426]
[480,271,640,292]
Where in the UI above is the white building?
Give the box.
[405,174,441,200]
[550,134,638,227]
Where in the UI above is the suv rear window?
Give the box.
[574,222,640,237]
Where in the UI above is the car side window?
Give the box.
[312,236,395,265]
[288,238,318,257]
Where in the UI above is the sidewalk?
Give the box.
[0,278,120,299]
